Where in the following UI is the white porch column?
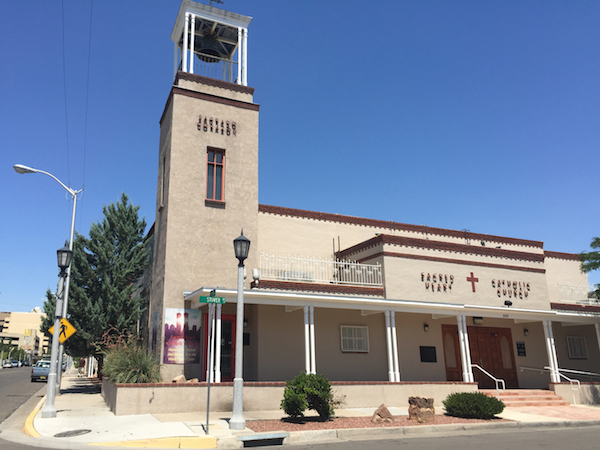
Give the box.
[183,13,189,73]
[237,27,242,85]
[543,320,560,383]
[457,315,474,383]
[390,311,400,382]
[215,303,222,383]
[309,306,316,374]
[385,311,394,382]
[242,28,248,86]
[189,14,195,74]
[304,306,310,373]
[206,305,215,382]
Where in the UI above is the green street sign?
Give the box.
[199,296,226,304]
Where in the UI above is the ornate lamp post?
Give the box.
[41,246,72,418]
[229,230,250,430]
[14,164,83,390]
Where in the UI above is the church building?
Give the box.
[148,0,600,400]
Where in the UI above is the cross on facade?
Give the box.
[467,272,479,292]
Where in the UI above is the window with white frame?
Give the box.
[566,336,588,359]
[340,325,369,352]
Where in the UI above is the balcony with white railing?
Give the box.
[557,282,599,305]
[258,252,383,289]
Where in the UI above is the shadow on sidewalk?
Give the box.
[60,377,101,395]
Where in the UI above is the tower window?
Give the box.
[206,148,225,201]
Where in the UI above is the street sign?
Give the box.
[199,296,226,304]
[48,318,77,344]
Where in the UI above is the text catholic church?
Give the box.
[148,0,600,400]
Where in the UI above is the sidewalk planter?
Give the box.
[101,379,477,416]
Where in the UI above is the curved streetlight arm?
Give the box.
[13,164,82,198]
[13,162,84,395]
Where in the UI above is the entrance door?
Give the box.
[442,325,519,388]
[203,313,236,382]
[469,326,518,388]
[442,325,462,381]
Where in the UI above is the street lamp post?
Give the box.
[14,164,82,391]
[41,246,72,418]
[229,230,250,430]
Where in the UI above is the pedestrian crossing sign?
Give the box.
[48,318,77,343]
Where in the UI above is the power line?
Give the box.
[61,0,71,185]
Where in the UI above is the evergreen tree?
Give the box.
[42,193,149,360]
[580,237,600,299]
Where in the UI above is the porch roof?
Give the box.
[184,287,600,325]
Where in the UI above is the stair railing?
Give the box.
[471,364,506,399]
[545,366,581,405]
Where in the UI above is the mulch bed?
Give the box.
[246,415,509,432]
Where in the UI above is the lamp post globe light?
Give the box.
[41,246,73,418]
[229,230,250,430]
[14,164,83,390]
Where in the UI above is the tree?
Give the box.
[579,237,600,299]
[43,193,149,361]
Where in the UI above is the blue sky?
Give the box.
[1,0,599,313]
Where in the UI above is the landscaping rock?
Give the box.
[371,404,394,423]
[408,396,435,423]
[172,375,186,384]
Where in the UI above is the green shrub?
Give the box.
[281,371,334,420]
[443,392,505,419]
[101,333,161,384]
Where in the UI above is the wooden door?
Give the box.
[469,326,518,389]
[441,324,518,388]
[442,325,462,381]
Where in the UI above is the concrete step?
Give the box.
[479,389,569,407]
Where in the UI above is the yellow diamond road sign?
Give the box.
[48,318,77,343]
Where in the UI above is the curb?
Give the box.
[88,436,218,448]
[21,395,45,438]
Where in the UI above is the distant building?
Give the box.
[147,1,600,391]
[0,310,48,361]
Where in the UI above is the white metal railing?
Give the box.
[471,364,506,399]
[519,366,582,405]
[259,252,383,287]
[545,366,581,405]
[556,368,600,381]
[192,55,239,83]
[557,282,598,305]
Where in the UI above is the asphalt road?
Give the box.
[0,366,45,425]
[284,426,600,450]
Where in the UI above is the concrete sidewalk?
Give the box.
[11,369,600,448]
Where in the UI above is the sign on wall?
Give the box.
[163,308,202,364]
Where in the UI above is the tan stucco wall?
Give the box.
[257,212,543,259]
[383,253,550,310]
[150,74,259,380]
[544,256,589,304]
[102,380,477,415]
[553,322,600,375]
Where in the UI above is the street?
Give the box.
[1,368,600,449]
[0,366,45,424]
[284,426,600,450]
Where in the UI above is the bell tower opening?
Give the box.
[171,0,252,85]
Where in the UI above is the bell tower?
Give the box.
[171,0,250,84]
[150,0,258,380]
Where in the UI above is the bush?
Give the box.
[443,392,505,419]
[100,333,161,384]
[281,372,334,420]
